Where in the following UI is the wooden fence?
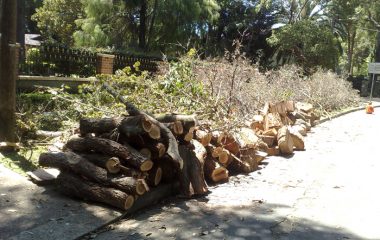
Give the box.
[19,44,162,77]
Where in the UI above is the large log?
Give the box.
[267,146,280,156]
[79,118,122,136]
[216,132,240,155]
[249,115,264,131]
[194,129,212,146]
[289,130,305,150]
[154,114,198,131]
[39,151,108,183]
[226,152,252,174]
[277,126,294,155]
[39,152,147,195]
[118,115,160,140]
[78,153,125,174]
[178,143,208,197]
[254,150,268,164]
[269,101,295,116]
[158,156,179,183]
[163,121,184,136]
[65,137,153,171]
[146,165,162,187]
[264,112,283,131]
[260,135,276,147]
[57,172,134,210]
[204,156,229,183]
[139,142,166,160]
[295,102,313,113]
[110,176,149,195]
[235,128,260,149]
[239,148,258,171]
[104,157,145,178]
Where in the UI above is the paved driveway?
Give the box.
[92,108,380,240]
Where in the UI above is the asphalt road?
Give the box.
[91,109,380,240]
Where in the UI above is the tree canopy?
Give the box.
[25,0,380,73]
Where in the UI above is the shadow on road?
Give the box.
[89,197,363,240]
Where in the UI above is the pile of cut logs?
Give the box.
[38,100,318,210]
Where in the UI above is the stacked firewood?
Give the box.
[251,100,319,156]
[38,100,318,210]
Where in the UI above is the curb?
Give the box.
[316,104,380,125]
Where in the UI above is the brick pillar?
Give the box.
[96,53,115,74]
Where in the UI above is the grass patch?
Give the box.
[0,146,47,176]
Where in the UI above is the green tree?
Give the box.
[32,0,84,45]
[363,0,380,62]
[328,0,362,75]
[268,20,338,70]
[74,0,220,52]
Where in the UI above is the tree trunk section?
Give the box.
[158,156,179,183]
[118,115,158,139]
[57,172,134,210]
[138,0,147,50]
[277,126,294,155]
[65,137,153,171]
[194,129,212,146]
[178,144,208,197]
[146,165,162,187]
[163,121,183,135]
[79,117,122,136]
[110,176,149,195]
[0,0,18,143]
[204,156,229,183]
[39,151,108,183]
[154,114,198,131]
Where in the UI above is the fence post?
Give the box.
[96,53,115,74]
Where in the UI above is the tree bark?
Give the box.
[110,176,149,195]
[154,114,198,131]
[194,129,212,146]
[158,156,179,183]
[65,137,153,171]
[277,126,294,155]
[146,165,162,187]
[16,0,25,46]
[57,172,134,210]
[178,144,208,197]
[146,0,158,49]
[79,117,122,136]
[0,0,18,144]
[40,151,148,195]
[138,0,147,50]
[118,115,158,140]
[204,156,229,183]
[39,151,108,183]
[79,153,143,177]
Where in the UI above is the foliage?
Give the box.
[197,45,359,120]
[268,20,338,71]
[32,0,84,45]
[73,0,114,48]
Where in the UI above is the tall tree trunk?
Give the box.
[375,31,380,62]
[147,0,158,49]
[349,30,356,75]
[0,0,18,144]
[347,26,352,75]
[139,0,147,50]
[17,0,25,46]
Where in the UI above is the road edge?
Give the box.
[316,104,380,125]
